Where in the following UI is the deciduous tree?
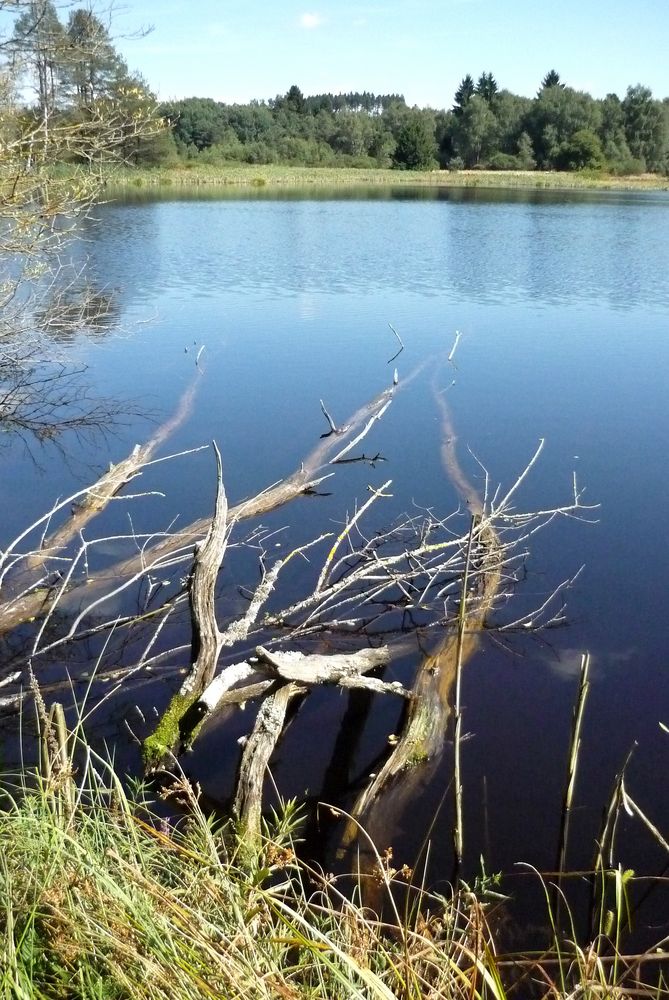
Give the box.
[1,1,164,445]
[452,94,497,166]
[622,85,666,171]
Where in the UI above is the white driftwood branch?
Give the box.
[198,644,399,716]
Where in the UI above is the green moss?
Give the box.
[406,746,429,766]
[403,704,435,767]
[142,691,199,769]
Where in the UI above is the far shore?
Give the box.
[104,163,669,194]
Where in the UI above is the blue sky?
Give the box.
[114,0,669,108]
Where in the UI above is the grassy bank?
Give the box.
[105,162,669,194]
[2,726,668,999]
[1,748,495,1000]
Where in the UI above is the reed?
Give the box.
[1,716,667,999]
[97,162,669,194]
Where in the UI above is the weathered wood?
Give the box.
[49,384,396,617]
[1,381,396,648]
[184,442,228,694]
[223,644,409,848]
[338,378,504,884]
[254,644,393,685]
[143,444,228,768]
[0,377,200,634]
[197,645,403,717]
[233,681,304,850]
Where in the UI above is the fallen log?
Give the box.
[140,382,398,769]
[145,640,405,768]
[0,380,396,646]
[0,375,200,634]
[230,646,410,849]
[338,371,504,888]
[233,682,304,851]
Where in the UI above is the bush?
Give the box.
[243,141,278,164]
[487,152,520,170]
[607,156,647,176]
[555,129,605,171]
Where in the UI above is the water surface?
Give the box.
[2,185,669,913]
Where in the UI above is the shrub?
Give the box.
[487,152,520,170]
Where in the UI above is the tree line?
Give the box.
[4,5,668,176]
[160,73,669,175]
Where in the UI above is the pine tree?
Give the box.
[453,74,475,116]
[475,72,498,106]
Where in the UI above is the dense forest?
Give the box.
[4,2,669,175]
[160,75,669,174]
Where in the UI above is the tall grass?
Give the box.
[1,720,668,999]
[0,737,504,1000]
[99,163,669,194]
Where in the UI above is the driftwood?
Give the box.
[0,345,596,871]
[231,647,409,848]
[0,379,396,646]
[140,353,594,856]
[336,375,533,890]
[139,382,399,769]
[0,376,200,635]
[198,645,401,715]
[233,682,304,848]
[184,441,228,696]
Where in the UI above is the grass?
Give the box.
[0,742,497,1000]
[2,717,668,999]
[102,162,669,194]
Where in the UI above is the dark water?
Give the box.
[2,185,669,924]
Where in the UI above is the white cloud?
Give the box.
[299,12,323,29]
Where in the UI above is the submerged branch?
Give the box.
[0,376,201,633]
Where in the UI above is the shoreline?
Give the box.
[105,163,669,194]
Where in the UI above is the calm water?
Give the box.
[2,186,669,910]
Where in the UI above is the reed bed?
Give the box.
[100,163,669,193]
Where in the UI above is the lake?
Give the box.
[2,185,669,924]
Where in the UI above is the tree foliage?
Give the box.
[452,95,497,166]
[158,73,669,176]
[453,74,475,116]
[475,72,498,106]
[622,85,667,171]
[392,112,437,170]
[0,2,165,446]
[541,69,565,91]
[147,69,669,177]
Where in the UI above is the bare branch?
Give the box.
[387,322,404,364]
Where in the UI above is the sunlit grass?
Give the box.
[2,723,668,999]
[0,745,500,1000]
[102,162,669,193]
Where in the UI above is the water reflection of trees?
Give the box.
[1,262,130,452]
[0,341,129,452]
[35,278,120,342]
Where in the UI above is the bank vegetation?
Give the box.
[104,162,669,194]
[2,715,668,1000]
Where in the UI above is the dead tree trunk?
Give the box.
[338,376,503,890]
